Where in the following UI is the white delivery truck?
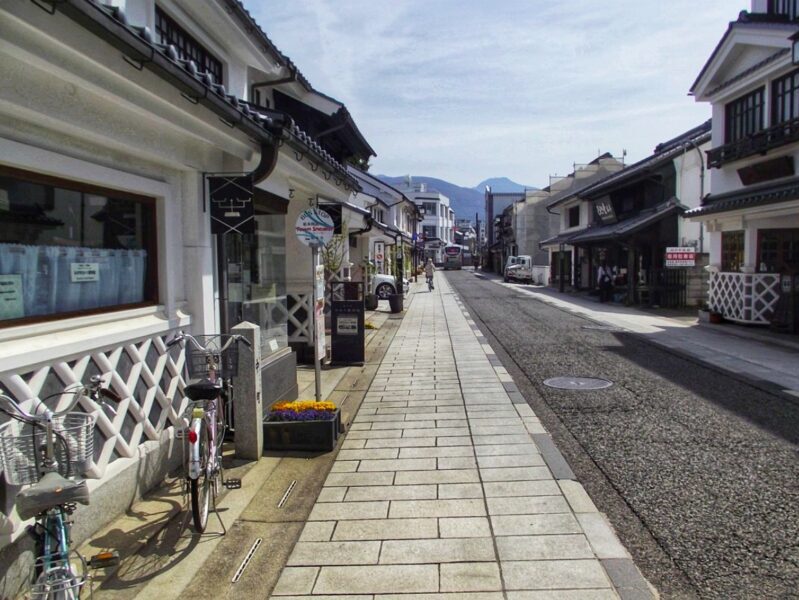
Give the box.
[504,255,533,283]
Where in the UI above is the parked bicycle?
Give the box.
[0,376,122,599]
[166,331,250,534]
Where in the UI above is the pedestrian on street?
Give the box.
[597,260,613,302]
[424,258,435,290]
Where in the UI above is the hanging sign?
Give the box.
[594,197,617,224]
[209,175,254,234]
[665,247,696,267]
[296,208,335,247]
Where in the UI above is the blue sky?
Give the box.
[243,1,743,188]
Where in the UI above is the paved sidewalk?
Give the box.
[271,276,654,598]
[473,271,799,396]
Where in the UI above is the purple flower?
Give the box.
[267,409,336,422]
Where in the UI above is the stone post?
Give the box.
[231,321,262,461]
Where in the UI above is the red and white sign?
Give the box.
[665,247,696,267]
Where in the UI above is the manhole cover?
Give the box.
[543,377,613,390]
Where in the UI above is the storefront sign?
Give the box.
[296,208,335,247]
[594,197,617,224]
[70,262,100,282]
[0,274,24,320]
[209,175,254,234]
[665,247,696,267]
[337,315,358,335]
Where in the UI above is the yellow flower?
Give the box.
[271,400,337,413]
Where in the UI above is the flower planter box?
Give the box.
[263,409,342,452]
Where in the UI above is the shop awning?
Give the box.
[539,230,581,249]
[686,176,799,218]
[568,199,685,244]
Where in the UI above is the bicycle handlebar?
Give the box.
[0,375,120,423]
[168,331,251,351]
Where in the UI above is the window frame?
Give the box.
[771,69,799,125]
[155,6,224,85]
[721,230,745,273]
[768,0,799,20]
[567,206,580,228]
[725,88,765,144]
[0,165,159,328]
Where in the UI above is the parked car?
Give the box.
[372,274,409,299]
[504,255,533,284]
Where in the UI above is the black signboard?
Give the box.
[594,196,617,225]
[208,175,254,234]
[330,282,365,364]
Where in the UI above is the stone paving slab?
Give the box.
[270,277,652,598]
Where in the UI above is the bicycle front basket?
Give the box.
[185,336,239,379]
[0,413,95,486]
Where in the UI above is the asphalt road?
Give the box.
[445,269,799,600]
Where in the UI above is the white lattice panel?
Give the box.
[286,293,313,343]
[709,272,745,321]
[749,274,781,324]
[0,332,187,535]
[709,271,781,324]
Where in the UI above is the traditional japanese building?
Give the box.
[689,0,799,329]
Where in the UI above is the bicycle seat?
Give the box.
[185,378,222,401]
[17,471,90,520]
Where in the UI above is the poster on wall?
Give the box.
[0,274,24,320]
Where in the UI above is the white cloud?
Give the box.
[246,0,742,187]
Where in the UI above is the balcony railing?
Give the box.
[707,117,799,168]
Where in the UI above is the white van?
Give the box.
[504,255,533,284]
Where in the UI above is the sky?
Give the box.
[243,0,743,189]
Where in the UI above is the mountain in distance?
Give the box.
[377,175,535,221]
[474,177,534,194]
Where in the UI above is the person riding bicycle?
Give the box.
[424,258,435,290]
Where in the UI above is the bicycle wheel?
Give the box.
[189,422,211,533]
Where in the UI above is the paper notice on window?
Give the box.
[70,263,99,282]
[268,338,279,352]
[0,274,24,320]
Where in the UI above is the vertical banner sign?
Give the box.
[374,241,385,272]
[208,175,254,234]
[315,264,326,358]
[295,207,335,401]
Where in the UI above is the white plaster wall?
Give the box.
[674,139,711,251]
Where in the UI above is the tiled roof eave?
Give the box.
[687,178,799,217]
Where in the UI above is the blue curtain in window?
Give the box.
[0,244,147,319]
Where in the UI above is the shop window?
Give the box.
[725,88,764,144]
[225,212,288,360]
[758,228,799,272]
[721,230,745,272]
[0,167,157,326]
